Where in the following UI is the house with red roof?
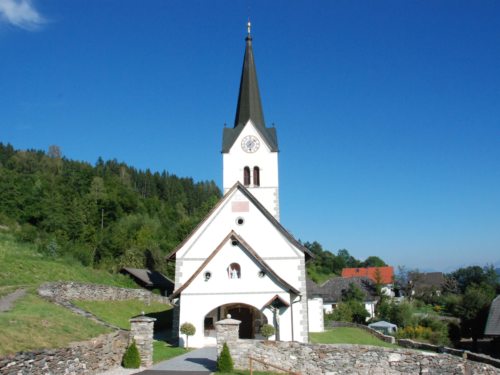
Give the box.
[341,266,394,296]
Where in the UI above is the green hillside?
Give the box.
[0,230,141,355]
[0,143,221,276]
[0,231,134,289]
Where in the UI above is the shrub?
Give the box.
[347,301,369,324]
[331,303,352,322]
[180,322,196,348]
[260,324,275,340]
[122,340,141,368]
[217,342,234,372]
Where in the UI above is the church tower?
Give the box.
[222,22,280,220]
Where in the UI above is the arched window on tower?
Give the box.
[243,167,250,186]
[253,166,260,187]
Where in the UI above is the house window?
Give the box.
[243,167,250,186]
[228,263,241,279]
[253,166,260,186]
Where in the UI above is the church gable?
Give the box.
[170,231,300,299]
[167,182,311,262]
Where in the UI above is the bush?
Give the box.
[260,324,275,340]
[122,340,141,368]
[331,303,353,322]
[180,322,196,348]
[217,342,234,372]
[347,301,369,324]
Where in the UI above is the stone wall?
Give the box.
[38,282,170,304]
[224,340,500,374]
[398,339,500,369]
[0,331,128,375]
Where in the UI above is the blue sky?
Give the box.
[1,1,499,271]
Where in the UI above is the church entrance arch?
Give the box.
[203,303,268,339]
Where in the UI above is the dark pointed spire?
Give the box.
[222,22,278,153]
[233,20,266,129]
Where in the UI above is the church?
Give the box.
[167,23,319,348]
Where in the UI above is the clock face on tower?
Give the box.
[241,135,260,153]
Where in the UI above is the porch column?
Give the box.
[129,315,156,367]
[215,315,241,355]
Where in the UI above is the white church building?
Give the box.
[167,24,321,347]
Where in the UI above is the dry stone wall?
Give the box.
[38,282,170,304]
[226,340,500,375]
[0,331,128,375]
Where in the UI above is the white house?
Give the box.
[167,24,315,348]
[307,277,379,320]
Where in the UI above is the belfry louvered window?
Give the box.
[243,167,250,186]
[253,166,260,187]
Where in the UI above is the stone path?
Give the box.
[98,347,217,375]
[0,288,26,312]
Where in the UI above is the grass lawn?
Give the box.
[310,327,397,348]
[0,291,111,355]
[72,299,172,330]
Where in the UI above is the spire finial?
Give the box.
[247,19,251,36]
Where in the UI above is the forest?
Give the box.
[0,143,221,276]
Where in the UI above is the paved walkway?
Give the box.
[133,346,217,375]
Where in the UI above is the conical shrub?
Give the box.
[217,342,234,372]
[122,340,141,369]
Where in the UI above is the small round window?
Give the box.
[231,240,238,246]
[204,271,211,281]
[236,217,245,225]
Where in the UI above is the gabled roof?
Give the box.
[169,230,300,299]
[409,272,445,293]
[485,295,500,336]
[166,181,313,261]
[341,267,394,285]
[306,276,379,303]
[120,267,174,292]
[264,294,290,308]
[222,32,278,153]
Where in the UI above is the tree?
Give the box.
[362,256,386,267]
[340,283,370,324]
[260,324,275,340]
[456,283,495,348]
[342,283,365,302]
[180,322,196,348]
[331,303,352,322]
[449,265,499,294]
[395,266,420,300]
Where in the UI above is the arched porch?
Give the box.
[204,303,268,340]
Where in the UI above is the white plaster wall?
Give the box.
[175,189,304,290]
[223,121,279,218]
[322,301,377,320]
[308,297,324,332]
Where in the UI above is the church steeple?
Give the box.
[234,20,266,130]
[222,22,280,219]
[222,23,278,153]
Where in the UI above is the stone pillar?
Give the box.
[129,315,156,367]
[215,315,241,355]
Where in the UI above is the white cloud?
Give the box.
[0,0,45,30]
